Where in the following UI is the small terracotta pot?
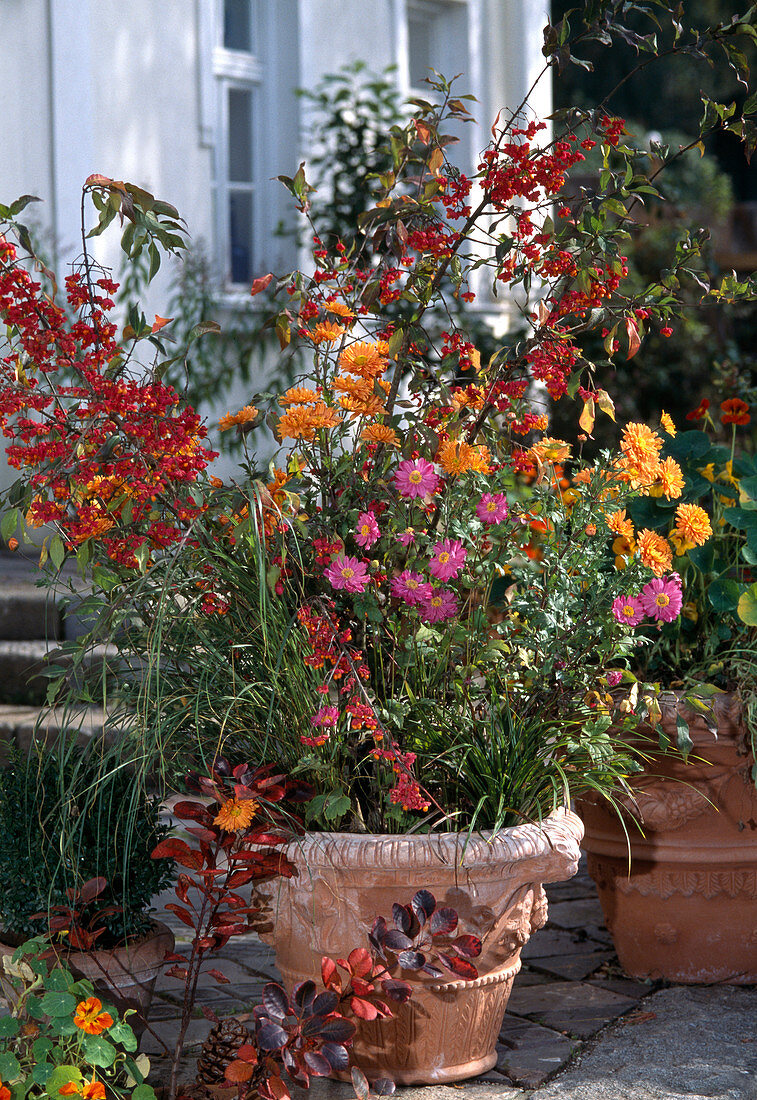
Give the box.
[579,692,757,984]
[0,921,174,1028]
[259,809,583,1085]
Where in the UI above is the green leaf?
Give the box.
[675,713,693,759]
[0,1017,19,1038]
[107,1019,137,1051]
[81,1035,116,1068]
[687,543,716,572]
[49,534,65,572]
[30,1061,52,1086]
[742,545,757,566]
[131,1085,157,1100]
[707,578,740,612]
[39,991,77,1018]
[0,1051,20,1079]
[723,506,757,531]
[44,1067,82,1098]
[0,508,18,544]
[665,431,711,461]
[737,583,757,625]
[739,475,757,501]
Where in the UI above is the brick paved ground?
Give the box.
[146,861,652,1095]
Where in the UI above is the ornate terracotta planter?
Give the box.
[259,808,583,1085]
[579,692,757,984]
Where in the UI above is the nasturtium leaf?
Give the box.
[707,578,740,611]
[131,1085,157,1100]
[107,1019,137,1051]
[687,543,716,572]
[0,1051,21,1079]
[737,583,757,626]
[665,430,710,461]
[0,1017,19,1038]
[82,1035,116,1068]
[45,1067,82,1097]
[39,992,77,1018]
[30,1061,52,1085]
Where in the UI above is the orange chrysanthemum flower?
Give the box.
[572,467,593,486]
[648,456,685,500]
[279,386,319,406]
[720,398,750,426]
[219,405,258,432]
[437,439,491,475]
[360,424,399,447]
[73,998,114,1036]
[606,509,635,540]
[637,528,673,577]
[673,503,712,546]
[339,393,387,418]
[278,403,342,441]
[306,321,345,345]
[324,301,355,321]
[660,410,676,436]
[620,422,663,465]
[213,797,257,832]
[339,342,388,379]
[530,437,572,464]
[331,375,373,399]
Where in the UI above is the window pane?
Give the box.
[408,15,432,88]
[228,89,253,182]
[229,190,253,284]
[224,0,253,51]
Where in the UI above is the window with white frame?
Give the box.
[213,0,261,287]
[405,0,469,97]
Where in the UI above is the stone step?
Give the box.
[0,704,108,761]
[0,580,62,641]
[0,639,117,705]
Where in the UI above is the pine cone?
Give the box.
[196,1017,252,1086]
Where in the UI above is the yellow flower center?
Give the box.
[622,605,635,618]
[431,597,442,608]
[407,578,418,589]
[342,567,355,579]
[486,501,497,511]
[655,594,669,607]
[438,552,450,564]
[409,470,423,483]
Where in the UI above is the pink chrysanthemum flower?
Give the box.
[325,554,369,593]
[397,528,416,546]
[311,705,339,728]
[476,492,508,524]
[418,587,459,624]
[428,538,467,581]
[355,510,380,549]
[605,670,623,688]
[394,458,440,500]
[639,576,683,623]
[611,594,644,626]
[390,570,433,606]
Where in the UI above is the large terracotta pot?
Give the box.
[259,808,583,1085]
[579,691,757,984]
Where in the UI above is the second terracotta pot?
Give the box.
[259,809,583,1085]
[579,692,757,984]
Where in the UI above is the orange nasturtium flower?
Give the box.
[73,997,113,1036]
[214,797,257,832]
[59,1077,106,1100]
[218,405,258,432]
[720,398,750,426]
[0,1083,11,1100]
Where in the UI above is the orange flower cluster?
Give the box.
[437,438,491,475]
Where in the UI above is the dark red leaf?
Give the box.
[350,978,376,998]
[163,952,188,963]
[225,1060,255,1084]
[351,1067,371,1100]
[350,996,380,1021]
[347,947,373,977]
[151,838,201,867]
[321,956,341,993]
[438,953,478,980]
[420,962,443,978]
[256,1021,289,1050]
[77,877,107,904]
[320,1041,349,1072]
[381,979,412,1003]
[312,991,338,1016]
[175,875,192,904]
[235,1044,258,1064]
[186,826,218,843]
[293,980,317,1013]
[392,903,412,934]
[430,907,458,936]
[206,968,230,984]
[411,890,435,926]
[200,1004,219,1023]
[172,800,214,824]
[397,950,425,970]
[372,1079,396,1096]
[262,983,291,1021]
[452,934,482,958]
[303,1051,331,1077]
[164,903,195,928]
[383,930,413,952]
[166,966,189,982]
[317,1016,357,1043]
[227,869,255,888]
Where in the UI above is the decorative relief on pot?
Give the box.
[605,866,757,900]
[653,923,678,944]
[616,782,709,832]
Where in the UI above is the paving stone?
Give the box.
[587,976,650,1000]
[521,927,609,960]
[528,950,614,982]
[505,980,637,1038]
[140,1017,213,1055]
[545,897,607,931]
[513,966,555,986]
[497,1015,579,1088]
